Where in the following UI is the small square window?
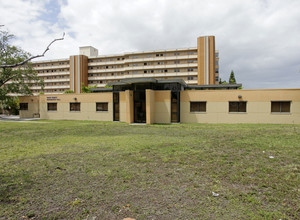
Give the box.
[229,102,247,112]
[96,102,108,111]
[47,103,57,111]
[20,103,28,111]
[271,101,290,113]
[190,102,206,112]
[70,103,80,111]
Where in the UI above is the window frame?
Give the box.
[229,101,247,113]
[271,101,291,113]
[96,102,108,112]
[19,103,28,111]
[70,102,80,112]
[47,103,57,111]
[190,101,207,113]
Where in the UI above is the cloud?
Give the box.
[0,0,299,89]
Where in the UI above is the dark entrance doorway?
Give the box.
[171,91,180,123]
[134,91,146,123]
[113,92,119,121]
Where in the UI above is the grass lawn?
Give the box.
[0,120,299,219]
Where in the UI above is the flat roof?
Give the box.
[89,88,113,92]
[187,84,242,89]
[107,78,187,86]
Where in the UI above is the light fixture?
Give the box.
[73,97,77,101]
[238,95,242,99]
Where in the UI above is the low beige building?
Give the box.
[19,78,300,124]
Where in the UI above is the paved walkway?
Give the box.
[0,115,41,122]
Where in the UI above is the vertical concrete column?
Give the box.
[146,89,155,124]
[208,36,216,85]
[70,55,88,94]
[197,36,216,85]
[125,90,134,123]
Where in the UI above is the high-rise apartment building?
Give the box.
[31,36,219,94]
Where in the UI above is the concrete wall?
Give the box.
[19,96,40,118]
[146,90,155,124]
[39,93,113,121]
[181,89,300,124]
[125,90,134,123]
[19,88,300,124]
[154,91,171,123]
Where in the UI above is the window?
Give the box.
[229,102,247,113]
[96,102,108,111]
[174,61,180,64]
[20,103,28,111]
[70,103,80,111]
[174,52,180,55]
[271,101,291,113]
[47,103,57,111]
[190,102,206,112]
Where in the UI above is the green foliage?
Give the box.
[63,90,74,94]
[0,96,19,115]
[0,30,43,107]
[229,70,237,84]
[219,78,228,84]
[81,83,96,93]
[104,84,112,88]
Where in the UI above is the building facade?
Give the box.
[19,78,300,124]
[31,36,219,94]
[18,36,300,124]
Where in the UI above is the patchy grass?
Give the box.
[0,121,299,219]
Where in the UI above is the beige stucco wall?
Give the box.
[146,90,155,124]
[39,93,113,121]
[181,89,300,124]
[19,88,300,124]
[19,96,40,118]
[154,91,171,123]
[125,90,134,123]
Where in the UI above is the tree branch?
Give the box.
[0,33,65,68]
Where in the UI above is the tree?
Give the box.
[229,70,237,84]
[63,90,74,94]
[81,83,96,93]
[219,77,228,85]
[0,28,64,112]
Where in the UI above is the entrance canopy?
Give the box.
[90,78,242,93]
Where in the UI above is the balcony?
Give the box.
[37,71,70,77]
[30,85,70,90]
[33,64,70,70]
[43,78,70,83]
[87,63,198,74]
[88,72,197,81]
[124,55,197,63]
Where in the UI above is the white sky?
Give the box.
[1,0,299,89]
